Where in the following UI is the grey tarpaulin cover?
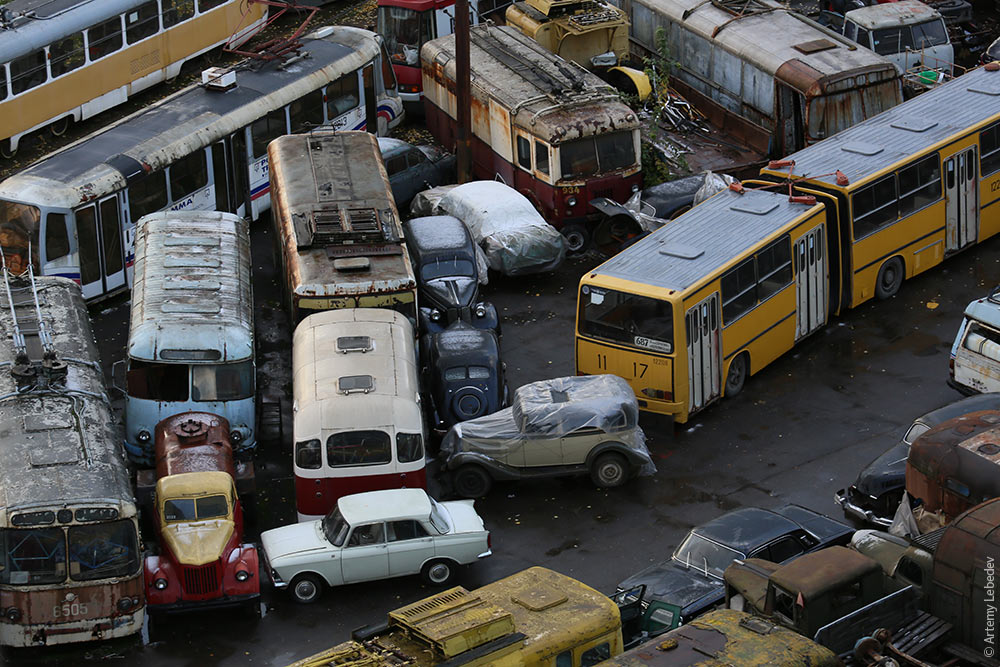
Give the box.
[428,181,565,276]
[441,374,655,475]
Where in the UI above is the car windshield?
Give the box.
[911,19,947,49]
[672,532,744,579]
[428,498,452,534]
[422,259,475,281]
[322,508,351,546]
[163,495,230,522]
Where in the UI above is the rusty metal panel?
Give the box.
[154,412,235,479]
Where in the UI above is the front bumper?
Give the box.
[148,593,259,614]
[834,488,893,528]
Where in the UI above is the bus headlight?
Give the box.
[137,430,151,443]
[566,196,577,207]
[230,430,244,443]
[5,607,21,622]
[235,569,251,582]
[632,184,640,193]
[154,578,168,590]
[430,309,442,322]
[475,303,486,318]
[117,597,134,612]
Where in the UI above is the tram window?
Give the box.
[898,154,941,217]
[68,520,139,581]
[168,151,208,202]
[10,50,47,95]
[128,171,168,219]
[535,140,550,176]
[595,131,637,171]
[295,439,322,469]
[981,121,1000,176]
[162,0,195,28]
[721,257,757,323]
[126,360,189,400]
[50,33,86,78]
[126,2,160,44]
[289,88,325,133]
[251,108,287,158]
[45,213,70,262]
[100,198,124,275]
[0,64,7,100]
[87,17,123,61]
[191,360,255,401]
[198,0,226,11]
[0,201,41,274]
[326,74,361,119]
[560,137,599,178]
[326,430,392,467]
[0,527,67,585]
[852,175,897,239]
[396,432,423,464]
[756,235,792,301]
[516,136,531,170]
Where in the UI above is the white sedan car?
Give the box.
[261,488,491,603]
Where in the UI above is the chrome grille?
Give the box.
[182,562,219,595]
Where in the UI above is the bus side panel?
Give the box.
[979,167,1000,241]
[720,282,798,377]
[576,337,674,409]
[296,468,428,519]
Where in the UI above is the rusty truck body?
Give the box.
[505,0,631,70]
[269,131,417,324]
[607,0,903,156]
[142,412,259,612]
[0,273,143,647]
[421,25,642,249]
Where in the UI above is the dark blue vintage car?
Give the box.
[378,137,455,211]
[614,505,852,644]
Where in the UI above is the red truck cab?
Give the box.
[142,413,259,611]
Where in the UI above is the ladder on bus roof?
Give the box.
[1,251,65,389]
[682,0,784,36]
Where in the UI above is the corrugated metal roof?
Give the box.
[773,66,1000,186]
[592,189,819,291]
[128,211,253,363]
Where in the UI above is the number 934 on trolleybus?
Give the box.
[0,270,142,647]
[0,25,402,302]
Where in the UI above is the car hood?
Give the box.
[442,407,520,458]
[854,441,908,497]
[425,276,478,310]
[441,500,486,533]
[618,561,722,613]
[162,520,234,567]
[261,520,329,561]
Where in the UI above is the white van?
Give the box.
[843,1,953,76]
[950,288,1000,394]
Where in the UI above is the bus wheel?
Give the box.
[561,224,591,254]
[453,465,492,498]
[0,139,15,160]
[421,559,457,586]
[590,452,628,488]
[290,573,324,604]
[49,116,71,137]
[875,257,904,300]
[725,353,748,397]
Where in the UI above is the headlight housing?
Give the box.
[154,578,168,590]
[475,303,486,318]
[230,429,244,443]
[235,569,251,582]
[566,196,577,207]
[117,597,133,612]
[430,309,442,322]
[137,430,151,443]
[632,184,640,193]
[5,607,21,622]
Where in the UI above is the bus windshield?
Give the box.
[127,360,254,402]
[579,287,673,353]
[559,131,636,179]
[0,520,139,585]
[378,6,432,66]
[68,520,140,581]
[192,360,255,401]
[0,200,40,275]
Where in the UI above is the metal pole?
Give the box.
[455,0,472,184]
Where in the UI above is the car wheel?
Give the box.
[725,353,748,397]
[561,224,591,254]
[875,257,904,300]
[421,559,457,586]
[453,465,492,498]
[453,387,487,420]
[590,452,628,488]
[290,573,324,604]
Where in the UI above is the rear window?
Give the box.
[326,430,391,466]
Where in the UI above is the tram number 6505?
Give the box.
[53,602,88,618]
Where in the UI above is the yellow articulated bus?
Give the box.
[577,64,1000,424]
[288,566,624,666]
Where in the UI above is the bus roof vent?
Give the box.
[312,208,390,245]
[841,142,884,156]
[390,587,516,658]
[969,79,1000,97]
[337,336,373,353]
[890,117,937,133]
[658,243,705,260]
[730,198,779,216]
[202,66,237,91]
[793,39,837,54]
[339,375,375,394]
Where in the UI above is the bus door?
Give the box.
[685,294,720,413]
[795,225,827,340]
[210,140,243,217]
[777,85,805,155]
[944,146,978,252]
[75,196,126,299]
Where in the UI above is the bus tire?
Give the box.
[875,257,904,300]
[421,559,457,586]
[561,224,591,254]
[590,452,628,488]
[0,139,15,160]
[453,465,492,498]
[725,353,748,397]
[290,573,324,604]
[49,116,71,137]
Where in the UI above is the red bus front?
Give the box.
[377,0,456,105]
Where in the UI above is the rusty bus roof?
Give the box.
[421,25,638,145]
[769,546,880,601]
[940,498,1000,551]
[128,211,253,363]
[907,410,1000,496]
[0,276,134,522]
[763,65,1000,188]
[600,610,840,666]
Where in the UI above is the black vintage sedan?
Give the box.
[614,505,851,644]
[835,392,1000,526]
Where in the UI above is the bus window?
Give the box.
[1,64,7,100]
[87,17,124,61]
[852,175,897,239]
[721,257,757,322]
[327,74,360,119]
[581,643,611,665]
[898,154,941,217]
[251,108,286,158]
[579,287,673,351]
[516,136,531,170]
[380,42,397,91]
[169,151,208,202]
[191,360,255,401]
[560,137,598,178]
[126,2,160,44]
[980,121,1000,175]
[68,520,139,581]
[0,527,67,585]
[397,433,423,463]
[198,0,226,11]
[75,206,101,285]
[45,213,70,262]
[296,439,322,469]
[535,140,550,176]
[162,0,195,28]
[756,236,792,301]
[10,50,47,95]
[50,33,86,78]
[326,430,392,467]
[128,171,168,219]
[556,651,572,667]
[289,88,325,133]
[126,360,189,401]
